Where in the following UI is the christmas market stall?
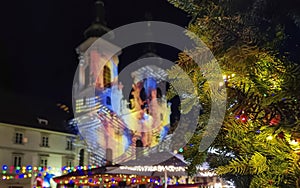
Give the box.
[53,164,159,187]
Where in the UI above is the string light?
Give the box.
[0,165,102,181]
[120,165,186,172]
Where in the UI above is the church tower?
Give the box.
[73,0,123,166]
[73,7,172,165]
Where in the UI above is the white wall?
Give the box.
[0,122,87,188]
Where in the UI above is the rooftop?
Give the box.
[0,91,76,134]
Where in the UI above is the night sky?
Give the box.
[1,0,299,126]
[0,0,189,123]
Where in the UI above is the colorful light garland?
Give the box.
[0,165,101,181]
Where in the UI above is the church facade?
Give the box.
[72,1,172,165]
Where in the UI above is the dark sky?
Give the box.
[0,0,190,121]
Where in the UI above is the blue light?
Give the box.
[62,166,67,171]
[2,165,8,170]
[26,165,32,171]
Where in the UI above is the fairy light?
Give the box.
[120,165,186,172]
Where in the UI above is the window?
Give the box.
[84,65,90,87]
[41,135,49,147]
[66,159,73,167]
[103,65,111,88]
[79,149,84,166]
[40,157,48,168]
[15,132,23,144]
[66,138,73,150]
[106,96,111,105]
[37,118,48,125]
[13,155,22,167]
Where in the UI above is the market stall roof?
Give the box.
[53,164,120,180]
[120,151,187,166]
[107,151,188,177]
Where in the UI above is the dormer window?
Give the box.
[37,118,48,125]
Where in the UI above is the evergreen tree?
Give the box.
[166,0,300,187]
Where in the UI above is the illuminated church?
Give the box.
[72,0,171,165]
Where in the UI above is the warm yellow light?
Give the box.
[222,75,227,79]
[290,140,298,146]
[219,82,224,87]
[231,73,235,77]
[266,135,273,140]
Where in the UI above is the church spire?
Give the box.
[95,0,105,24]
[84,0,111,39]
[141,12,158,57]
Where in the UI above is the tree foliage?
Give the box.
[166,0,300,187]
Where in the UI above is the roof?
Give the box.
[0,91,77,134]
[84,23,111,39]
[119,151,187,167]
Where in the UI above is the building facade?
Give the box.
[72,3,172,164]
[0,121,88,188]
